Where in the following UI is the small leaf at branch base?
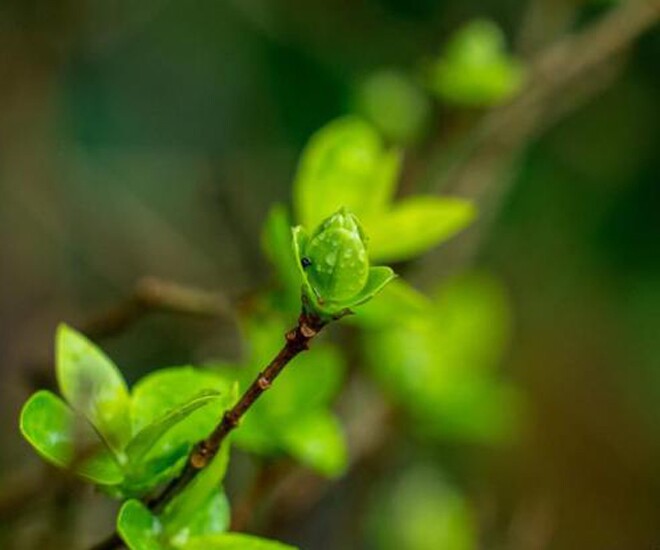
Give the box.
[126,392,222,465]
[19,390,123,485]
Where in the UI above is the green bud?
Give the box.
[292,208,396,318]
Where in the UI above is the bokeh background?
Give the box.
[1,0,659,549]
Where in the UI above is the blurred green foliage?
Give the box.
[293,116,475,262]
[427,19,525,106]
[21,326,238,496]
[353,70,431,144]
[365,273,521,443]
[369,466,476,550]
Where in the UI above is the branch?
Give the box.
[83,276,234,339]
[89,309,328,549]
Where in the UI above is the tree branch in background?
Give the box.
[83,276,234,339]
[419,0,660,281]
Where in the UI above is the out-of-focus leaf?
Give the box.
[418,380,522,443]
[125,367,236,493]
[56,324,131,452]
[293,116,401,229]
[117,499,164,550]
[428,19,525,107]
[368,197,475,262]
[369,466,476,550]
[354,69,431,144]
[19,390,123,485]
[182,533,297,550]
[350,279,432,328]
[430,273,511,376]
[365,272,520,443]
[281,411,347,477]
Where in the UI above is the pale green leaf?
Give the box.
[20,390,123,485]
[293,116,401,229]
[368,197,475,262]
[126,391,222,466]
[131,367,234,434]
[56,324,131,452]
[126,368,235,493]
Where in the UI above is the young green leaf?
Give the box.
[117,499,165,550]
[131,367,234,435]
[56,324,132,453]
[293,116,401,230]
[368,197,476,262]
[126,391,222,465]
[20,390,123,485]
[182,534,297,550]
[122,368,236,494]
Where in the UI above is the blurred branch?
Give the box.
[82,276,234,339]
[420,0,660,279]
[22,276,235,393]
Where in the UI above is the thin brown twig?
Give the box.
[23,276,235,392]
[89,309,328,550]
[82,276,234,339]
